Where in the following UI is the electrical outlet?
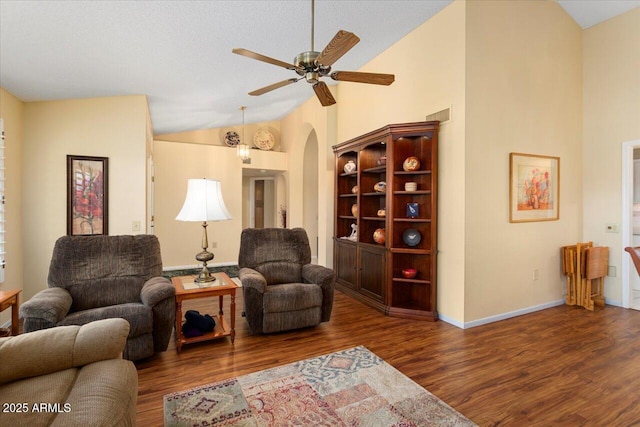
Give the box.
[608,266,617,277]
[533,269,539,281]
[606,223,619,233]
[132,221,141,232]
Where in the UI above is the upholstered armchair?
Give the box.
[238,227,335,334]
[20,235,175,361]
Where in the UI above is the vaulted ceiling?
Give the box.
[1,1,638,135]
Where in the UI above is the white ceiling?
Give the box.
[1,0,638,135]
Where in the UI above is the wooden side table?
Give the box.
[0,289,21,336]
[172,273,237,353]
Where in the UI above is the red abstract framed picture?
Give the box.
[509,153,559,223]
[67,155,109,235]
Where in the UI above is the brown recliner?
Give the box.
[238,228,335,334]
[20,235,175,361]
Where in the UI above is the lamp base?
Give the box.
[195,249,215,284]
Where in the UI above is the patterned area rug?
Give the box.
[164,346,476,426]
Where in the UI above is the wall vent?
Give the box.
[425,107,451,123]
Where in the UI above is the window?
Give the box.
[0,118,5,283]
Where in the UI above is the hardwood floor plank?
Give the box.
[135,290,640,426]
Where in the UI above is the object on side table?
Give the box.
[238,228,335,334]
[176,178,232,284]
[19,235,176,361]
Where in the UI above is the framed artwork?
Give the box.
[67,155,109,235]
[509,153,559,223]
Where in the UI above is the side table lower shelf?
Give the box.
[177,315,232,349]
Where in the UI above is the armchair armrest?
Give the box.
[302,264,335,288]
[302,264,335,322]
[0,318,129,385]
[140,276,175,307]
[19,287,72,331]
[238,267,267,292]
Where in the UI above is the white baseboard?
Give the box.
[439,299,566,330]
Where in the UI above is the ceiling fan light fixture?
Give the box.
[232,0,394,107]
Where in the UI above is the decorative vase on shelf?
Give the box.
[351,204,358,217]
[373,228,386,245]
[403,156,421,171]
[377,155,387,165]
[374,181,386,193]
[344,160,357,173]
[351,185,358,194]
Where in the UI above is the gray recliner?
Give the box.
[238,228,335,334]
[20,234,175,361]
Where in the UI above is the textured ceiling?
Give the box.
[1,0,638,135]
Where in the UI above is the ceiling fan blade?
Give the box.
[233,48,297,70]
[330,71,395,86]
[249,78,300,96]
[313,81,336,106]
[315,30,360,66]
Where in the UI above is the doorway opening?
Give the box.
[621,139,640,310]
[249,177,275,228]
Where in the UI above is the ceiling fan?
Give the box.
[232,0,395,107]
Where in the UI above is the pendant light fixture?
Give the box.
[237,106,251,164]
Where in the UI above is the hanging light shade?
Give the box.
[237,106,251,163]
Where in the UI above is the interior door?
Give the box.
[254,180,264,229]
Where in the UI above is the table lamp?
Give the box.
[176,178,232,284]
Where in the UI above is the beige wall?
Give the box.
[280,95,336,266]
[583,7,640,304]
[0,88,24,326]
[333,1,468,323]
[153,140,287,267]
[464,0,584,322]
[21,95,150,299]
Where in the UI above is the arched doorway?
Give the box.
[303,130,319,262]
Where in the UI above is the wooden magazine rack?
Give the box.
[561,242,607,311]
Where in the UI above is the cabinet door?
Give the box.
[358,245,386,301]
[334,240,357,289]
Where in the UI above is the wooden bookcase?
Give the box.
[333,121,439,321]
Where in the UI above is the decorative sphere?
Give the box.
[403,156,421,171]
[373,228,386,244]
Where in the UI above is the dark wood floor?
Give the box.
[136,290,640,426]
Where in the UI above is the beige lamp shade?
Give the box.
[176,178,232,222]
